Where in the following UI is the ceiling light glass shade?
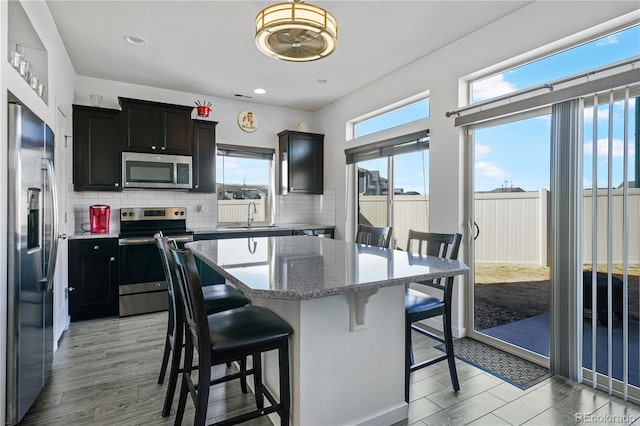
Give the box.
[255,1,338,62]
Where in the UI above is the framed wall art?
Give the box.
[238,110,259,133]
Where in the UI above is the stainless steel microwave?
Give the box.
[122,152,192,189]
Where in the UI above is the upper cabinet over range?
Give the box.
[119,97,193,156]
[72,98,216,193]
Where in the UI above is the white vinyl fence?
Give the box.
[473,190,549,265]
[218,198,267,223]
[359,188,640,266]
[359,195,429,250]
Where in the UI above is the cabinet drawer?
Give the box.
[72,238,117,256]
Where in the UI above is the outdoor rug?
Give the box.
[436,338,552,389]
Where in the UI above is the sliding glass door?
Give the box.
[469,111,552,363]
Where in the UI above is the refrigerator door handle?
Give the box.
[42,158,59,291]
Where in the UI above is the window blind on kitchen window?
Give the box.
[217,144,275,160]
[344,129,429,164]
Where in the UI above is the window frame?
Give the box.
[466,23,640,107]
[216,144,275,226]
[348,91,430,140]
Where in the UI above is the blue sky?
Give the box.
[216,156,269,188]
[472,25,639,192]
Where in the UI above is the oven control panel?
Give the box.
[120,207,186,221]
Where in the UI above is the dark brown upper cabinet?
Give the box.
[278,130,324,194]
[192,120,217,193]
[72,105,122,191]
[119,97,193,155]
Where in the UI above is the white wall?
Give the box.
[1,0,76,422]
[315,2,640,336]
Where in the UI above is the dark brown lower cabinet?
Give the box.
[68,238,119,321]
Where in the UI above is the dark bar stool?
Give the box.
[405,230,462,402]
[155,233,250,417]
[170,246,293,426]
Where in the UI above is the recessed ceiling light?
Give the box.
[124,35,148,46]
[253,88,267,95]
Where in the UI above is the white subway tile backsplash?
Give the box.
[67,190,217,234]
[273,189,335,226]
[68,188,335,235]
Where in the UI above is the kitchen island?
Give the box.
[186,236,467,426]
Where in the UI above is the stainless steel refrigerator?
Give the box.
[7,96,60,425]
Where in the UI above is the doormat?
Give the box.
[435,338,552,390]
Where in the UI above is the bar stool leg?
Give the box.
[443,307,459,392]
[279,342,290,426]
[195,359,211,426]
[158,334,171,384]
[240,357,248,394]
[162,321,183,417]
[405,315,412,403]
[253,353,264,409]
[174,338,193,426]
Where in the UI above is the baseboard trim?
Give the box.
[353,402,408,426]
[417,318,467,339]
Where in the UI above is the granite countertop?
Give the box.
[67,232,120,240]
[66,223,335,240]
[186,236,468,301]
[191,223,335,234]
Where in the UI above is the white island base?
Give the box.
[254,285,408,426]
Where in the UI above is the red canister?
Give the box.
[89,204,110,234]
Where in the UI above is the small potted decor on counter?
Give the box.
[195,100,212,118]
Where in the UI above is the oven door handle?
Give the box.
[119,235,193,246]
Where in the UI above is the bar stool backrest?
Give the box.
[406,230,462,289]
[170,247,210,360]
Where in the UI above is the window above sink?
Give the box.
[216,144,275,227]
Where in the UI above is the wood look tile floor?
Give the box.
[21,312,640,426]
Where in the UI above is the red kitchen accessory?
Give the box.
[89,204,110,234]
[195,100,212,117]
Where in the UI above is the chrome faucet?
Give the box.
[247,201,257,228]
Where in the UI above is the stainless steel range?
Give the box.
[118,207,193,317]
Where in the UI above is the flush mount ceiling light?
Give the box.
[255,0,338,62]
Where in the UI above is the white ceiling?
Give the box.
[46,1,532,111]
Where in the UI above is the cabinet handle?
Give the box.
[110,257,116,262]
[151,145,157,150]
[58,234,67,240]
[68,287,75,292]
[93,245,100,250]
[114,182,120,187]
